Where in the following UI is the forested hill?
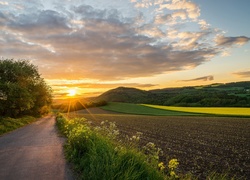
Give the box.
[95,81,250,107]
[95,87,153,103]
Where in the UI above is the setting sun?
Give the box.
[68,89,76,96]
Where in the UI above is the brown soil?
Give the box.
[70,108,250,179]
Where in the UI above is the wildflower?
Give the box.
[158,162,165,171]
[143,142,162,166]
[168,159,179,178]
[170,171,176,177]
[168,159,179,169]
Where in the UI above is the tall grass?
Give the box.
[0,116,36,135]
[56,114,165,180]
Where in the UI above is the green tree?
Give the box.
[0,59,52,117]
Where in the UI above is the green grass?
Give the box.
[142,104,250,117]
[56,114,165,180]
[229,93,250,98]
[0,116,36,135]
[101,102,199,116]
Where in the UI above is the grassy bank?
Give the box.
[56,114,183,180]
[0,116,36,136]
[101,102,199,116]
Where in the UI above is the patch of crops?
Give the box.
[71,109,250,179]
[101,102,199,116]
[143,104,250,117]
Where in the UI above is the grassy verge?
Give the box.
[0,116,36,136]
[56,114,167,180]
[142,104,250,117]
[101,102,199,116]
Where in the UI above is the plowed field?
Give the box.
[68,108,250,179]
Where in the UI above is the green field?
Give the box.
[101,102,199,116]
[142,104,250,117]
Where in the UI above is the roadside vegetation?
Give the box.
[0,59,52,134]
[0,116,36,135]
[56,114,168,180]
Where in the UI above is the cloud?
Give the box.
[169,30,214,51]
[0,11,7,26]
[159,0,200,20]
[0,1,249,81]
[215,36,250,47]
[198,19,210,30]
[233,71,250,78]
[51,82,157,89]
[154,11,187,25]
[0,4,218,80]
[0,1,8,5]
[8,10,71,36]
[179,75,214,82]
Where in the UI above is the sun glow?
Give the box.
[68,89,76,97]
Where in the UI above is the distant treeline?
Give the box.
[154,90,250,107]
[95,81,250,107]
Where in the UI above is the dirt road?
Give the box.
[0,115,74,180]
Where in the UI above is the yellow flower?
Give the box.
[168,159,179,169]
[158,162,165,171]
[170,171,176,177]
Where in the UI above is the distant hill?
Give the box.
[95,81,250,107]
[95,87,154,103]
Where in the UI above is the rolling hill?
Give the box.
[94,87,153,103]
[95,81,250,107]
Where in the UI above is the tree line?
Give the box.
[96,86,250,107]
[0,59,52,117]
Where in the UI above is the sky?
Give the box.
[0,0,250,98]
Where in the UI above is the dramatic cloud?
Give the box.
[179,75,214,82]
[233,71,250,78]
[215,36,250,47]
[0,0,249,82]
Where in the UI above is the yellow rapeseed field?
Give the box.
[142,104,250,116]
